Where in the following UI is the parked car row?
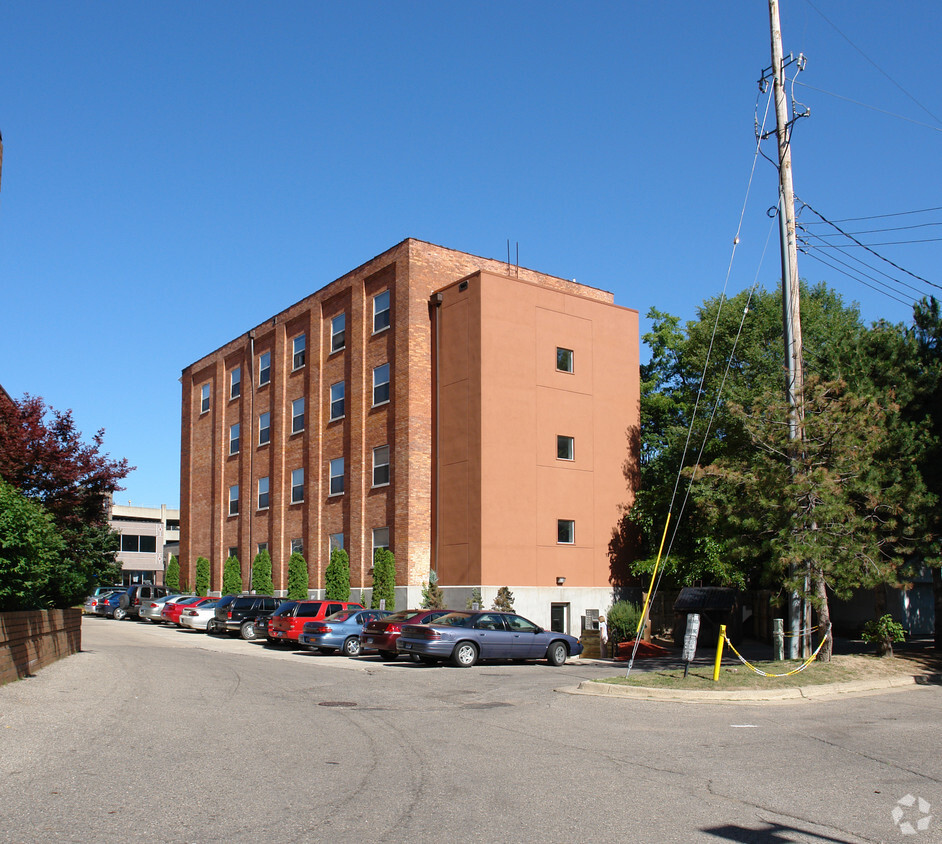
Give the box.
[85,589,584,667]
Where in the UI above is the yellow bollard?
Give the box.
[713,624,726,682]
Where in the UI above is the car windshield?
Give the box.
[327,611,353,622]
[433,612,474,627]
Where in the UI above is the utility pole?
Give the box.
[766,0,808,658]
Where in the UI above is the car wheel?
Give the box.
[410,653,423,663]
[240,621,256,640]
[113,607,126,621]
[546,641,569,666]
[342,637,361,657]
[379,650,398,661]
[206,621,219,635]
[451,642,478,668]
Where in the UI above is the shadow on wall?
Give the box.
[608,423,641,589]
[0,609,82,685]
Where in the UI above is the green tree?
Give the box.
[195,556,210,597]
[165,555,180,591]
[325,548,351,601]
[466,587,484,610]
[287,551,309,600]
[222,555,242,595]
[251,549,274,595]
[0,479,67,611]
[420,570,446,609]
[371,549,396,610]
[491,586,514,612]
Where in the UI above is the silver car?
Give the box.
[179,600,220,631]
[139,595,181,622]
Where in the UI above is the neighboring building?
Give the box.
[109,500,180,585]
[179,239,639,633]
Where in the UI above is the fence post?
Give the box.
[713,624,727,682]
[772,618,784,661]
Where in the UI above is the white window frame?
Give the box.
[291,468,304,504]
[330,313,345,353]
[557,519,575,544]
[372,445,390,487]
[292,334,306,370]
[372,363,390,406]
[229,423,240,455]
[373,290,391,334]
[557,435,574,461]
[200,383,210,414]
[556,347,574,373]
[258,411,271,446]
[230,367,241,400]
[259,351,271,386]
[228,485,239,516]
[257,477,270,510]
[329,457,344,496]
[330,381,345,421]
[291,397,305,434]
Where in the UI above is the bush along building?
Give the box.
[179,239,639,635]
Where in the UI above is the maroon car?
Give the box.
[360,609,453,660]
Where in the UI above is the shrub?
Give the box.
[466,587,484,610]
[222,555,242,595]
[165,555,180,591]
[371,549,396,610]
[491,586,514,612]
[420,570,446,609]
[862,613,906,656]
[607,600,643,649]
[251,549,273,595]
[195,556,210,597]
[287,551,309,600]
[325,548,351,601]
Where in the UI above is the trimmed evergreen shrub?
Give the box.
[371,548,396,610]
[287,551,309,600]
[606,600,643,649]
[165,555,180,591]
[195,556,210,597]
[325,548,351,601]
[251,549,274,595]
[222,555,242,595]
[466,587,484,610]
[420,570,446,609]
[491,586,514,612]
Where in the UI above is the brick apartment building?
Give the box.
[179,239,639,633]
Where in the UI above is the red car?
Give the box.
[266,600,363,645]
[162,596,217,626]
[360,609,453,660]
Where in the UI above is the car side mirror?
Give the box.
[534,627,543,634]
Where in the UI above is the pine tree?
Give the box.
[466,587,484,610]
[492,586,514,612]
[371,548,396,610]
[165,555,180,591]
[420,570,446,609]
[251,549,274,595]
[222,555,242,595]
[325,548,351,601]
[287,551,309,600]
[195,556,210,597]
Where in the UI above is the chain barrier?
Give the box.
[723,626,831,678]
[781,625,818,638]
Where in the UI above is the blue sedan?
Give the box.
[396,611,584,667]
[298,609,391,656]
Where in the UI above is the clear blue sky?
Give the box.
[2,1,939,508]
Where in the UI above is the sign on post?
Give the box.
[682,613,701,677]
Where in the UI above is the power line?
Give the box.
[800,206,942,225]
[802,221,942,237]
[801,249,914,308]
[793,81,942,133]
[804,237,942,248]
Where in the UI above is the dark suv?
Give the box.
[116,585,173,620]
[210,595,281,639]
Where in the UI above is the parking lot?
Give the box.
[1,616,939,843]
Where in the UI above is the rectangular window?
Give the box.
[228,546,238,560]
[557,435,574,461]
[259,351,271,386]
[291,397,305,434]
[121,534,139,552]
[331,313,345,353]
[372,527,390,557]
[139,535,157,553]
[257,542,268,555]
[290,538,303,556]
[291,468,304,504]
[229,485,240,516]
[229,423,240,455]
[372,445,390,487]
[372,363,390,406]
[329,457,344,496]
[373,290,390,333]
[330,381,345,421]
[556,347,574,373]
[258,477,270,510]
[292,334,306,370]
[557,519,575,544]
[329,533,344,554]
[200,383,210,414]
[258,411,270,446]
[230,367,241,399]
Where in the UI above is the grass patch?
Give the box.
[595,654,931,691]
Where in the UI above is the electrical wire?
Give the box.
[800,206,942,225]
[793,81,942,133]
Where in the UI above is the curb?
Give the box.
[562,672,942,704]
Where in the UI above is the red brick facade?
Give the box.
[180,239,635,596]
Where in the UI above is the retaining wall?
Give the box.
[0,609,82,686]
